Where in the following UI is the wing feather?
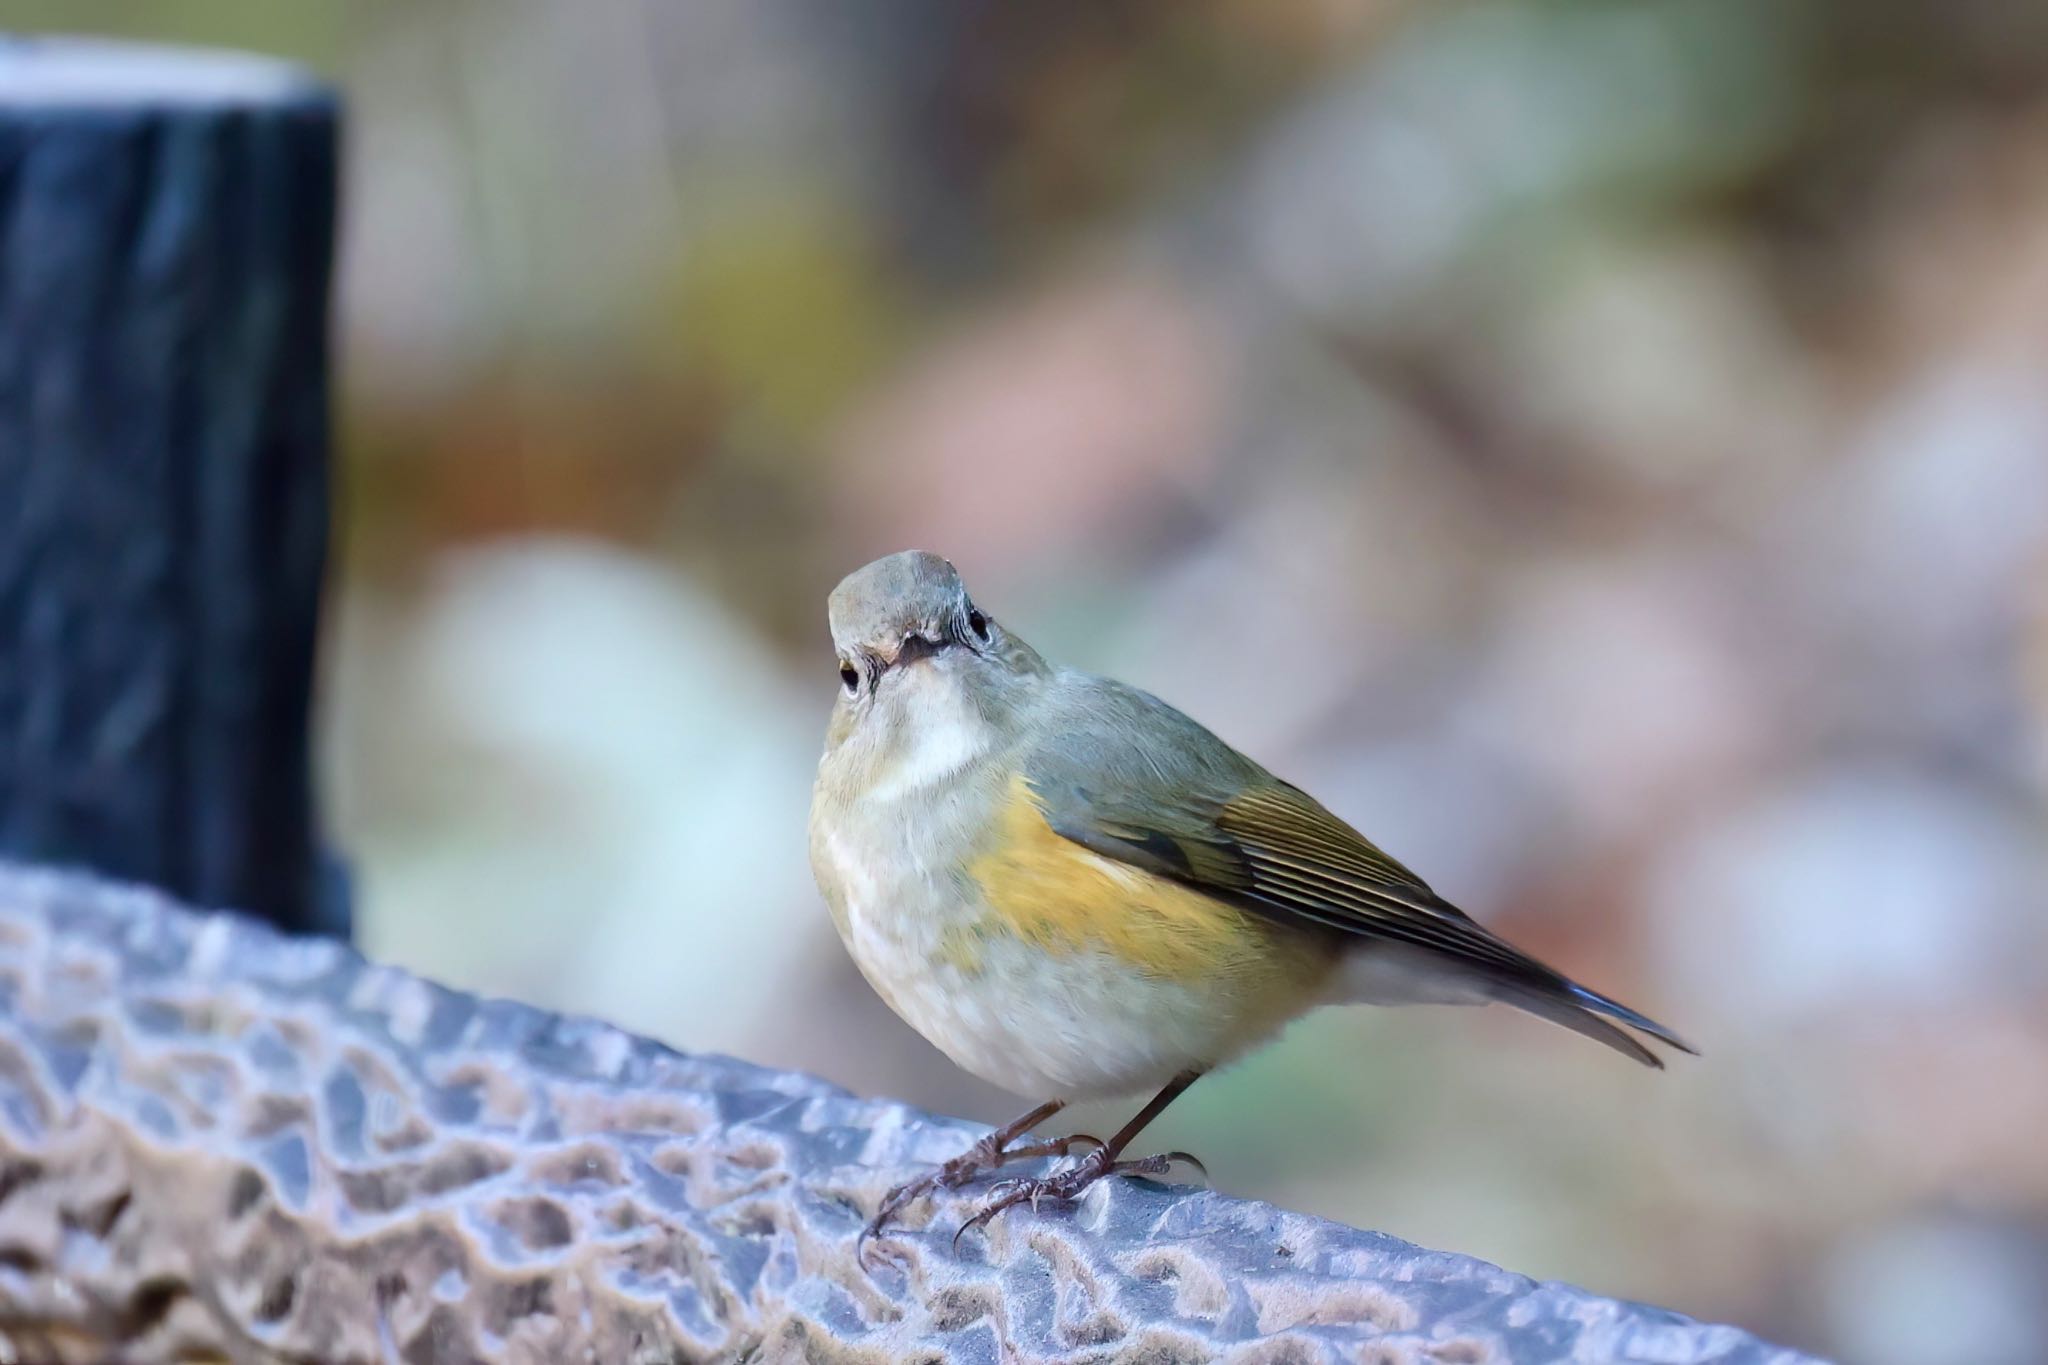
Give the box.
[1022,675,1693,1063]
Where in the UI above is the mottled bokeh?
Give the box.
[12,3,2046,1359]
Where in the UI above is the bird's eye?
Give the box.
[839,662,860,694]
[966,609,990,643]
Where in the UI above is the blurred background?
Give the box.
[9,1,2048,1359]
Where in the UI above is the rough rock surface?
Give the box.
[0,861,1824,1363]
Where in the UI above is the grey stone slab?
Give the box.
[0,860,1826,1363]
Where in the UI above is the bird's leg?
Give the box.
[860,1097,1100,1257]
[954,1069,1208,1247]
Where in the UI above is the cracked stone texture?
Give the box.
[0,862,1825,1364]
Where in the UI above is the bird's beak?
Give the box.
[893,630,945,666]
[871,629,948,683]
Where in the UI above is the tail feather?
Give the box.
[1567,984,1698,1056]
[1487,981,1696,1069]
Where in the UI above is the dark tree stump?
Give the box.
[0,37,344,937]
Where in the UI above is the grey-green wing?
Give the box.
[1023,672,1692,1064]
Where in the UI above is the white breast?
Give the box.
[814,804,1276,1099]
[810,664,1272,1099]
[890,934,1244,1100]
[819,823,899,970]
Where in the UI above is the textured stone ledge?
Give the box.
[0,861,1821,1363]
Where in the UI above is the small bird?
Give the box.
[808,550,1691,1252]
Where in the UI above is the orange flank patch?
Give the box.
[966,777,1336,993]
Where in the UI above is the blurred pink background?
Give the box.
[13,3,2048,1359]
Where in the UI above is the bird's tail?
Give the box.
[1487,979,1697,1069]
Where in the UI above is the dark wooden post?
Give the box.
[0,37,346,938]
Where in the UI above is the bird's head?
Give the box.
[824,550,1049,775]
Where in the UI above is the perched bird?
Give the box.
[808,550,1691,1252]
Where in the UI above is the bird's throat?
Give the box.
[863,670,996,800]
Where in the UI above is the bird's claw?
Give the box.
[860,1130,1109,1270]
[949,1146,1209,1249]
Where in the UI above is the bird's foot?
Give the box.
[859,1129,1101,1266]
[951,1146,1207,1249]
